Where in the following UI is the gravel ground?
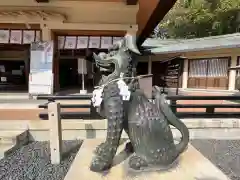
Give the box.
[0,140,82,180]
[0,139,239,180]
[191,140,240,180]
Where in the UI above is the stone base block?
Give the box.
[65,139,229,180]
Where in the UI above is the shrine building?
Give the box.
[0,0,175,95]
[143,33,240,92]
[0,0,239,95]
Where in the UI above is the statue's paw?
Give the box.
[129,155,148,170]
[94,142,115,156]
[90,156,112,172]
[94,142,106,155]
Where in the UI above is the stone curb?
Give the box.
[0,100,91,109]
[0,119,240,131]
[64,139,230,180]
[178,118,240,129]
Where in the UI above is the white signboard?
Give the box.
[64,36,77,49]
[0,30,10,43]
[44,41,54,64]
[23,30,35,44]
[29,71,53,95]
[10,30,22,44]
[29,41,54,95]
[1,77,6,82]
[89,36,100,48]
[78,58,87,74]
[30,41,53,70]
[100,36,112,49]
[35,31,41,42]
[77,36,89,49]
[113,37,123,44]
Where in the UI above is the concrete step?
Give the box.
[0,93,29,100]
[55,100,91,105]
[64,139,230,180]
[0,130,28,145]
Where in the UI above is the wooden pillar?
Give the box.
[53,56,60,92]
[148,56,152,74]
[136,0,177,47]
[228,55,238,91]
[182,59,189,89]
[25,51,30,88]
[41,24,59,93]
[41,24,52,41]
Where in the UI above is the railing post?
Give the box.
[48,101,62,164]
[206,107,215,114]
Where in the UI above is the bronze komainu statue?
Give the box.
[90,33,189,172]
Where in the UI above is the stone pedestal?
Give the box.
[64,139,230,180]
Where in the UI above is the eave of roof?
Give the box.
[142,33,240,54]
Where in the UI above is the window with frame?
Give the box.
[188,57,230,77]
[188,59,207,77]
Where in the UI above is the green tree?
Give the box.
[157,0,240,39]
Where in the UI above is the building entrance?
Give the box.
[55,34,124,93]
[152,57,184,95]
[59,58,78,90]
[58,57,96,93]
[0,44,30,92]
[0,60,28,91]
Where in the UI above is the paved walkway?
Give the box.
[177,92,240,113]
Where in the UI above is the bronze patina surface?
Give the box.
[90,34,189,172]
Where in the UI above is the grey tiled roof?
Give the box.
[142,33,240,54]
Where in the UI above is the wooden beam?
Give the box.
[136,0,177,47]
[0,23,40,30]
[61,0,122,1]
[47,22,137,32]
[35,0,49,3]
[35,0,138,4]
[126,0,138,5]
[53,30,126,36]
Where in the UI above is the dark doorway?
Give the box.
[0,60,28,91]
[59,58,78,89]
[137,62,148,75]
[152,61,168,86]
[152,57,184,95]
[0,44,30,92]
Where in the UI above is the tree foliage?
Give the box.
[155,0,240,39]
